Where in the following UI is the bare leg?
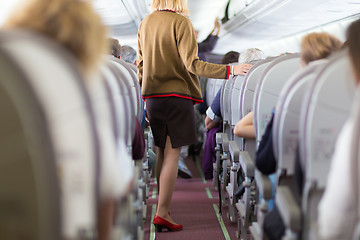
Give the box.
[156,136,181,224]
[156,147,164,194]
[98,199,115,240]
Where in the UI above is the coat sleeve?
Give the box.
[137,26,144,86]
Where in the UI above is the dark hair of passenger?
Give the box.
[110,38,122,59]
[222,51,240,64]
[4,0,107,74]
[347,19,360,83]
[300,32,343,66]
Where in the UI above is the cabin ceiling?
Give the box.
[91,0,360,53]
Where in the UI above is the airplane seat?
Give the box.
[108,57,144,123]
[274,60,327,180]
[350,88,360,240]
[223,76,237,139]
[101,60,146,239]
[220,76,235,137]
[215,76,236,205]
[106,61,136,149]
[0,30,101,240]
[232,57,277,239]
[225,74,248,226]
[253,54,301,147]
[0,43,61,240]
[254,60,326,240]
[241,57,276,158]
[100,65,129,145]
[298,50,355,239]
[206,78,216,106]
[230,75,246,145]
[242,54,300,239]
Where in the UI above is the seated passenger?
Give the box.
[318,20,360,240]
[205,48,265,131]
[259,32,342,240]
[120,45,137,65]
[109,38,122,59]
[203,48,264,179]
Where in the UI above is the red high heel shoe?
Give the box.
[153,215,183,232]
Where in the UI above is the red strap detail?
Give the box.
[143,94,203,103]
[226,65,230,79]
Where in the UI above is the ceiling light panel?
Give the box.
[93,0,131,25]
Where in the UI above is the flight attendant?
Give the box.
[137,0,252,232]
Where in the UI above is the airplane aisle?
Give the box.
[144,154,242,240]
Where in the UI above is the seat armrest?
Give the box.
[229,141,240,163]
[255,169,272,200]
[239,151,255,177]
[275,186,301,232]
[216,133,229,152]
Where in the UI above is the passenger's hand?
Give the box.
[234,63,252,76]
[214,17,220,29]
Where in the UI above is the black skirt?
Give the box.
[145,97,196,148]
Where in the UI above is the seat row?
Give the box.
[0,30,150,240]
[208,50,356,239]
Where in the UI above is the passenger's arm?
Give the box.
[198,18,220,53]
[137,29,143,86]
[205,116,220,130]
[233,112,255,139]
[177,18,251,79]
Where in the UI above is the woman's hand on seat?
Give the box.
[234,63,252,75]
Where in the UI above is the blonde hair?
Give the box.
[151,0,190,16]
[4,0,107,75]
[300,32,343,65]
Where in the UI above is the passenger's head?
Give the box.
[347,19,360,84]
[300,32,343,67]
[110,38,122,59]
[4,0,107,74]
[151,0,189,16]
[238,48,265,64]
[120,45,137,65]
[222,51,240,64]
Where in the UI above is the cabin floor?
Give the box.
[143,154,245,240]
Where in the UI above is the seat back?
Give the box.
[299,51,355,239]
[100,65,128,143]
[300,51,355,188]
[220,76,235,128]
[241,57,276,117]
[206,78,216,105]
[0,46,62,240]
[273,61,326,177]
[350,88,360,240]
[230,75,246,129]
[222,76,237,139]
[229,75,246,145]
[106,61,136,147]
[254,54,300,147]
[108,57,143,123]
[230,58,275,154]
[0,30,99,239]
